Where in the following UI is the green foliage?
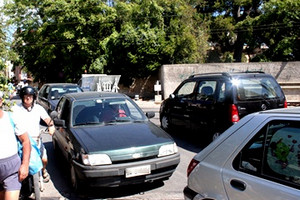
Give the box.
[194,0,300,62]
[1,0,298,86]
[252,0,300,61]
[0,83,16,111]
[3,0,209,85]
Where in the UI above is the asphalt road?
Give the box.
[13,98,203,200]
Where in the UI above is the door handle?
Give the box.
[230,179,246,191]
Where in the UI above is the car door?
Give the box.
[54,97,72,159]
[223,119,300,200]
[169,80,197,128]
[187,80,217,132]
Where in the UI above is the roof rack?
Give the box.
[188,72,230,78]
[244,70,265,74]
[188,71,265,78]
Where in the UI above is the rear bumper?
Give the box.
[183,186,204,200]
[73,153,180,187]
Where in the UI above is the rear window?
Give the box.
[234,77,282,100]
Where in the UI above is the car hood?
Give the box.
[70,122,175,161]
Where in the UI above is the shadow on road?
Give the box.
[165,128,208,153]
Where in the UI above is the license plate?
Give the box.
[125,165,151,178]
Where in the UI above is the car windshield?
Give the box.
[234,77,282,100]
[50,86,82,100]
[71,98,146,126]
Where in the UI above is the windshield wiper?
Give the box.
[74,122,101,126]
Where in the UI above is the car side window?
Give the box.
[177,81,196,98]
[60,99,70,123]
[44,86,50,99]
[196,81,216,101]
[56,98,66,119]
[217,82,225,102]
[233,120,300,189]
[38,86,45,98]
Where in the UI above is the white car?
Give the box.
[184,107,300,200]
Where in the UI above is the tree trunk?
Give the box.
[234,32,244,62]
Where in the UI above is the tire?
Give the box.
[33,173,41,200]
[20,176,33,199]
[70,163,81,192]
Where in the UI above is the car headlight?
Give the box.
[158,143,178,157]
[81,154,112,166]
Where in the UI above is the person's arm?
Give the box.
[43,117,55,135]
[39,105,55,135]
[17,132,31,181]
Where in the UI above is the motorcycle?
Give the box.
[19,128,48,200]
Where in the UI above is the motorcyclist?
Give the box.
[12,86,55,183]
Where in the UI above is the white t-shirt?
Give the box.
[12,103,49,139]
[0,111,26,159]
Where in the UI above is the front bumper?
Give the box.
[73,153,180,187]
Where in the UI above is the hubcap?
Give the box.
[161,116,169,129]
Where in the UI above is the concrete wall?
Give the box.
[159,62,300,101]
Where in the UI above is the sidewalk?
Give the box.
[134,99,161,109]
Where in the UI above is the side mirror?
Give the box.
[53,118,65,127]
[50,111,58,119]
[146,111,155,119]
[169,94,175,99]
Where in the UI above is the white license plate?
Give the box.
[125,165,151,178]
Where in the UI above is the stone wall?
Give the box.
[159,62,300,102]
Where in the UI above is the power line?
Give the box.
[210,22,300,34]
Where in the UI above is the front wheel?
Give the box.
[70,163,83,192]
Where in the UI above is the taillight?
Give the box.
[230,104,240,123]
[187,159,199,177]
[284,100,287,108]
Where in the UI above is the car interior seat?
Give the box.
[50,90,60,99]
[201,86,213,96]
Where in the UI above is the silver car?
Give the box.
[184,108,300,200]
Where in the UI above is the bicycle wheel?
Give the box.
[33,173,41,200]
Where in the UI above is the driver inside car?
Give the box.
[100,104,126,122]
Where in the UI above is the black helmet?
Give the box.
[19,86,37,100]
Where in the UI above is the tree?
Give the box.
[106,0,209,84]
[0,10,7,71]
[5,0,117,83]
[192,0,300,62]
[3,0,209,85]
[252,0,300,61]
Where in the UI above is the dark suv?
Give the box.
[159,72,287,141]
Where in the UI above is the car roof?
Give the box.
[259,107,300,115]
[63,91,128,101]
[43,83,80,86]
[188,71,271,80]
